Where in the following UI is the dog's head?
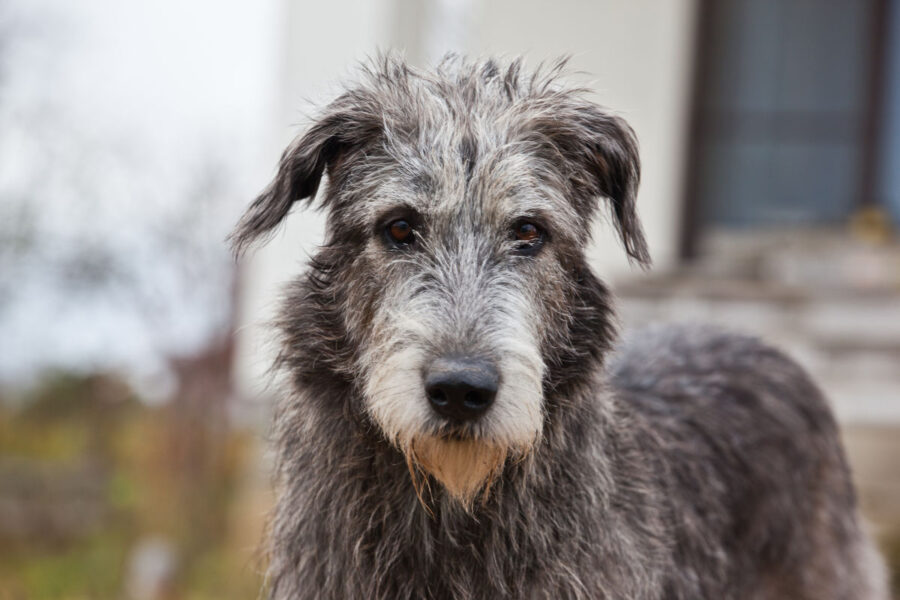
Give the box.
[232,56,648,506]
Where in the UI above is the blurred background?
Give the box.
[1,0,898,598]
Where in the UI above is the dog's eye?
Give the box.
[515,223,541,242]
[386,219,414,245]
[511,221,545,255]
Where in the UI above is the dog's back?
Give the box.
[609,324,888,600]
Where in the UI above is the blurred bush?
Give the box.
[0,371,266,599]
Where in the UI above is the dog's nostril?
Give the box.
[426,387,448,406]
[424,357,499,422]
[464,390,487,408]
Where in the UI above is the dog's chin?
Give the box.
[405,435,510,509]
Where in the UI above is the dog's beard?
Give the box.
[406,436,509,508]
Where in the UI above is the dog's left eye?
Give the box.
[511,221,545,255]
[515,223,540,242]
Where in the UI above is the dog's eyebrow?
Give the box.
[507,207,552,226]
[498,189,581,233]
[372,204,423,227]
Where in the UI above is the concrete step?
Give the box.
[613,232,900,425]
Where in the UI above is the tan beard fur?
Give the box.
[406,437,509,509]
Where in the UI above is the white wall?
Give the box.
[234,0,697,397]
[234,0,401,399]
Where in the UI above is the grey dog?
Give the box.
[231,56,888,599]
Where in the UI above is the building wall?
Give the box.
[234,0,697,396]
[233,0,400,399]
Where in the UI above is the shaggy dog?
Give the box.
[231,56,888,599]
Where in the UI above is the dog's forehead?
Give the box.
[351,134,581,232]
[325,63,598,235]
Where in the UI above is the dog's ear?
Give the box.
[530,104,650,267]
[579,111,649,267]
[229,94,380,255]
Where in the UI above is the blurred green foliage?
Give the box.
[0,372,266,600]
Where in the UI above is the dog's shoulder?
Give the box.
[609,322,783,385]
[607,322,836,437]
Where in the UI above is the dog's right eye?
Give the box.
[386,219,414,246]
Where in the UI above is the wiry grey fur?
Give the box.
[232,55,888,599]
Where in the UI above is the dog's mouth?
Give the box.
[434,422,478,442]
[439,430,469,442]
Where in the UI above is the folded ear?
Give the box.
[229,93,381,255]
[582,112,649,267]
[529,102,650,267]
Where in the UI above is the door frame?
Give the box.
[677,0,891,261]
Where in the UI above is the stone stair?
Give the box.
[613,230,900,424]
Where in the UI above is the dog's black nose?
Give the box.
[425,357,499,422]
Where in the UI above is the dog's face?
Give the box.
[232,57,648,505]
